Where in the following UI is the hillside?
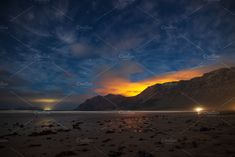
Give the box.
[76,67,235,111]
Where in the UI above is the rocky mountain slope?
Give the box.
[76,67,235,111]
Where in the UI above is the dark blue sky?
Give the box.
[0,0,235,110]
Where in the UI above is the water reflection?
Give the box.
[35,117,57,129]
[105,113,149,133]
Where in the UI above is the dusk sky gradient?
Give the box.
[0,0,235,110]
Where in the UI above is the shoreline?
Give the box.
[0,110,197,114]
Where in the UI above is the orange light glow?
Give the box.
[95,68,212,96]
[194,107,204,112]
[43,106,52,111]
[34,98,58,103]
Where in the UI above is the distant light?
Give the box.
[44,107,52,111]
[194,107,203,112]
[34,98,58,103]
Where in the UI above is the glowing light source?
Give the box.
[194,107,204,113]
[43,106,52,111]
[34,98,58,103]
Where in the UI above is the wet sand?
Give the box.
[0,111,234,157]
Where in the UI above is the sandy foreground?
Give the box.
[0,111,234,157]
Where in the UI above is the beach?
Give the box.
[0,111,234,157]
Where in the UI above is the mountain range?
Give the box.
[76,67,235,111]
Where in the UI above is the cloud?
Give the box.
[1,0,235,110]
[94,60,143,82]
[94,64,222,96]
[115,0,136,9]
[0,68,30,87]
[55,28,76,44]
[23,25,51,38]
[93,60,143,96]
[70,42,93,57]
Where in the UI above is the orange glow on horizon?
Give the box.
[43,106,52,111]
[33,98,58,103]
[95,67,214,97]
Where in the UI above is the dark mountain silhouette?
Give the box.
[76,67,235,111]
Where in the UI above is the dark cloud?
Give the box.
[0,0,235,109]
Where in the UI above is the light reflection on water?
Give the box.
[122,117,147,133]
[36,117,55,126]
[0,110,194,134]
[101,113,151,133]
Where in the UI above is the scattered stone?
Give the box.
[103,138,112,143]
[106,130,115,134]
[81,148,89,152]
[72,123,81,130]
[138,151,154,157]
[185,119,192,123]
[29,144,42,147]
[0,145,5,149]
[109,150,123,157]
[5,132,19,137]
[192,141,198,148]
[138,138,144,141]
[57,129,71,132]
[55,151,77,157]
[200,127,210,132]
[29,130,56,136]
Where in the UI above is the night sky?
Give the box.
[0,0,235,110]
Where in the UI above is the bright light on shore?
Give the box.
[44,107,52,111]
[194,107,203,112]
